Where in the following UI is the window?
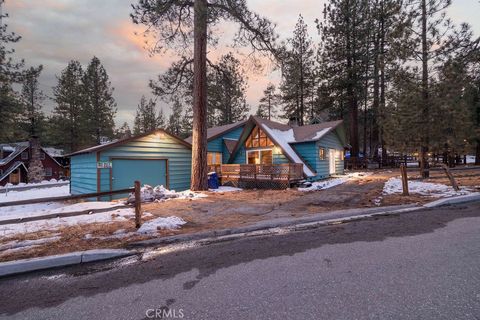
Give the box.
[39,152,46,160]
[319,148,326,160]
[246,150,273,164]
[207,152,222,165]
[338,150,344,160]
[245,127,274,148]
[21,152,28,160]
[45,167,52,177]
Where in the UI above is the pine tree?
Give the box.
[180,106,193,138]
[208,53,249,126]
[115,122,132,139]
[20,66,46,138]
[133,95,158,135]
[51,60,85,152]
[317,0,371,159]
[256,83,279,120]
[167,99,183,136]
[157,108,166,129]
[132,0,278,190]
[82,56,117,145]
[280,15,315,125]
[0,1,24,142]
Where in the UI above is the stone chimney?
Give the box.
[27,136,45,183]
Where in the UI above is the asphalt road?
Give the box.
[1,202,480,320]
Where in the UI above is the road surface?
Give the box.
[1,202,479,319]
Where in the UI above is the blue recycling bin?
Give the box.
[208,172,219,189]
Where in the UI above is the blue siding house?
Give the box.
[228,116,346,181]
[69,129,192,195]
[185,120,247,166]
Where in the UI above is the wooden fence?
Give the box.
[0,182,144,228]
[213,163,304,189]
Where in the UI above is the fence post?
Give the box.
[441,164,460,191]
[400,164,409,196]
[134,180,142,228]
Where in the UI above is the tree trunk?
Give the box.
[420,0,430,178]
[191,0,208,191]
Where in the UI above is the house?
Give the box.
[0,140,66,186]
[185,120,247,166]
[68,129,192,195]
[226,116,346,181]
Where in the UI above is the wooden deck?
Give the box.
[209,164,304,189]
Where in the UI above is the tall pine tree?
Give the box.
[82,56,117,145]
[133,95,158,135]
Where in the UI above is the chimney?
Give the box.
[27,136,45,183]
[288,116,299,127]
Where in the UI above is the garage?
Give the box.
[111,158,168,190]
[68,129,192,196]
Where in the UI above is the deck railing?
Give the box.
[209,163,304,189]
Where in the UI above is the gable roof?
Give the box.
[0,161,28,183]
[228,116,345,178]
[0,142,29,166]
[67,129,192,157]
[184,120,247,143]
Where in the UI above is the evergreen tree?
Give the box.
[157,108,166,129]
[167,99,183,136]
[82,56,117,145]
[115,122,132,139]
[133,95,158,135]
[317,0,371,158]
[51,60,85,152]
[132,0,278,190]
[20,66,46,138]
[280,15,315,125]
[180,106,193,138]
[0,1,24,142]
[208,53,249,126]
[256,83,279,120]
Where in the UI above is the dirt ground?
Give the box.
[1,168,478,262]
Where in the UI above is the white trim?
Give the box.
[329,149,336,174]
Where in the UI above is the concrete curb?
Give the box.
[130,193,480,249]
[0,249,133,278]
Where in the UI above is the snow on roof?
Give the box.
[43,147,64,157]
[261,124,316,177]
[310,128,331,141]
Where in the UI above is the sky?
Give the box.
[4,0,480,127]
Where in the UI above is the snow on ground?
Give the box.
[0,235,61,251]
[0,179,67,190]
[382,177,473,197]
[209,186,243,193]
[0,208,134,237]
[0,185,70,203]
[129,185,207,203]
[137,216,187,234]
[0,201,125,221]
[466,155,476,164]
[298,172,372,192]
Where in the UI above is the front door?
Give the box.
[9,169,20,185]
[329,149,336,175]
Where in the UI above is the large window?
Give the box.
[45,167,53,177]
[319,148,326,160]
[246,149,273,164]
[207,152,222,165]
[245,127,274,148]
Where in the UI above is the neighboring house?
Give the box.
[227,116,346,180]
[0,140,66,186]
[68,129,192,195]
[185,120,247,166]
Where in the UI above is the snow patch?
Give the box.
[298,177,347,192]
[128,185,207,203]
[137,216,187,234]
[209,186,243,193]
[0,185,70,203]
[382,178,473,197]
[311,128,331,140]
